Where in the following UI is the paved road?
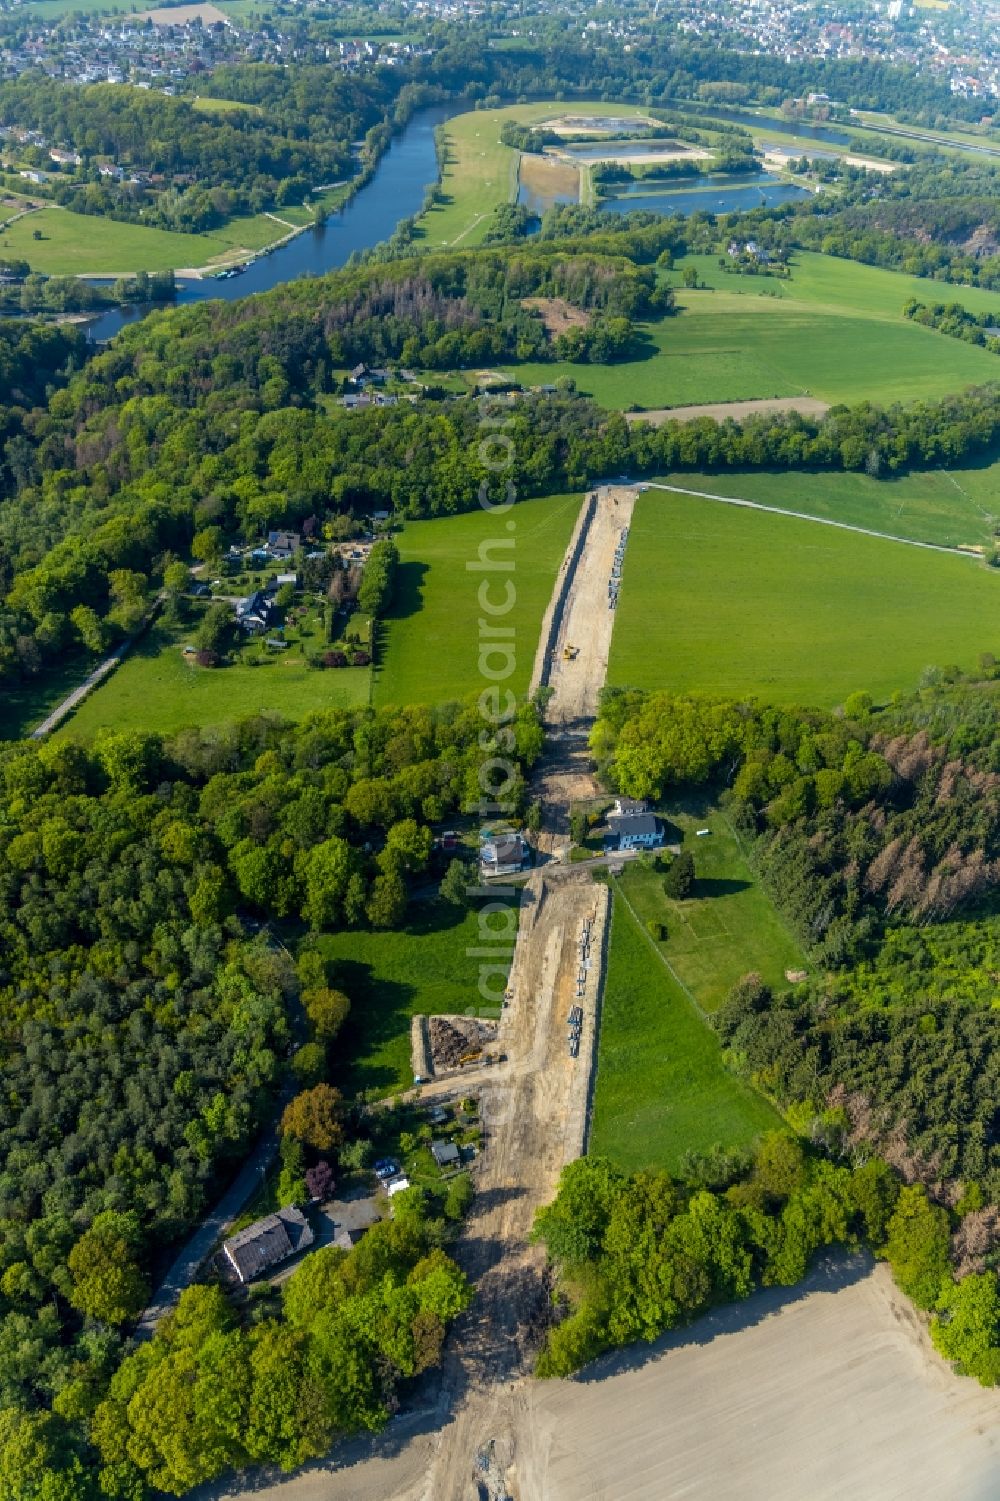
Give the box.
[134,1125,283,1340]
[31,596,164,739]
[646,482,982,557]
[31,637,135,739]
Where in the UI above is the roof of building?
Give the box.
[223,1206,314,1282]
[481,831,527,865]
[608,813,661,839]
[431,1139,460,1168]
[332,1226,367,1251]
[614,796,648,816]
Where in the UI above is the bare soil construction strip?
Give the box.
[516,1257,1000,1501]
[626,396,830,424]
[218,482,1000,1501]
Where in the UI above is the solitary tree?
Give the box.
[440,858,469,906]
[302,986,350,1042]
[663,850,695,900]
[280,1085,344,1154]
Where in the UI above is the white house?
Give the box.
[480,830,529,878]
[612,796,648,819]
[606,813,662,852]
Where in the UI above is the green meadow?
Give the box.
[504,292,999,410]
[669,249,1000,320]
[190,95,263,116]
[57,620,370,741]
[608,490,1000,706]
[501,250,1000,411]
[317,899,513,1098]
[648,463,1000,550]
[1,204,284,274]
[589,890,783,1172]
[375,492,581,706]
[616,797,808,1012]
[416,101,648,248]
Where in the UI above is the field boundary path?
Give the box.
[135,1125,283,1341]
[645,480,984,556]
[31,596,164,739]
[624,396,829,425]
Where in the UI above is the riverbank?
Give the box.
[84,102,458,341]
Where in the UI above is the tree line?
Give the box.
[532,1140,1000,1386]
[591,682,1000,1201]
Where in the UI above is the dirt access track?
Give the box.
[625,395,830,425]
[220,484,1000,1501]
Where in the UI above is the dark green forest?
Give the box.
[593,682,1000,1197]
[0,698,540,1494]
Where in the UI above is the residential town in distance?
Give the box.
[0,4,431,89]
[1,0,1000,103]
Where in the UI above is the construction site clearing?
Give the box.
[411,1013,506,1081]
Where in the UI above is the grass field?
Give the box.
[2,653,96,742]
[375,492,581,706]
[670,249,1000,321]
[57,619,370,741]
[0,204,285,274]
[503,290,1000,410]
[317,899,513,1098]
[616,796,807,1011]
[191,95,263,116]
[416,101,649,248]
[649,463,1000,549]
[20,0,134,13]
[589,890,783,1172]
[609,490,1000,706]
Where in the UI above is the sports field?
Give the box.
[1,204,284,275]
[318,899,513,1098]
[616,797,807,1012]
[608,490,1000,706]
[57,621,370,740]
[375,492,581,705]
[589,891,783,1172]
[648,463,1000,549]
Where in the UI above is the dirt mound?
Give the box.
[429,1014,498,1070]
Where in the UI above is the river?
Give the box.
[678,105,853,146]
[86,102,456,342]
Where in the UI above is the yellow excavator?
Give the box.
[562,644,579,661]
